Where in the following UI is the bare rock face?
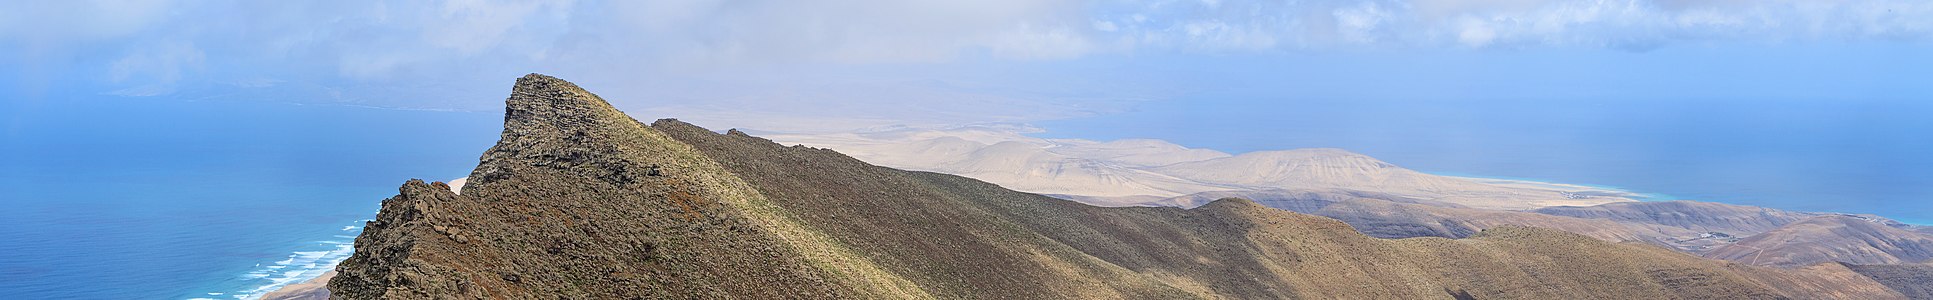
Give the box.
[328,74,913,299]
[329,74,1914,299]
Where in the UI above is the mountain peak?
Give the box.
[334,75,1908,299]
[502,73,626,135]
[469,74,655,188]
[511,73,596,104]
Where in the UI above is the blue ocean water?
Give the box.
[1035,95,1933,224]
[2,93,1929,299]
[0,97,498,299]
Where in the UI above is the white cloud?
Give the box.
[1455,17,1500,47]
[6,0,1933,125]
[105,41,205,96]
[1098,0,1933,50]
[422,0,574,55]
[1093,20,1120,32]
[591,0,1094,65]
[1333,2,1393,44]
[0,0,177,42]
[14,0,1933,82]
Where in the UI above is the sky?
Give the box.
[3,1,1932,220]
[7,2,1933,297]
[5,0,1932,131]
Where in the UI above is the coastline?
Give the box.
[1434,173,1682,203]
[261,180,463,299]
[260,271,333,300]
[197,225,359,300]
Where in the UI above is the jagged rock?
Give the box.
[329,74,1916,299]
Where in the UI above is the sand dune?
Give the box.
[767,126,1634,210]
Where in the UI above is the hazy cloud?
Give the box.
[4,0,1931,130]
[12,0,1929,79]
[1094,0,1933,51]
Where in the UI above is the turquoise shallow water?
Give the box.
[1425,171,1687,202]
[0,97,499,299]
[2,93,1928,299]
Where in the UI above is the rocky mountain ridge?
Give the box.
[761,108,1933,271]
[327,74,1918,299]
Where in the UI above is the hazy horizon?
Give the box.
[5,1,1933,298]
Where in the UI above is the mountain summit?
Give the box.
[328,74,1910,299]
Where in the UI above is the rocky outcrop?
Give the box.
[329,74,922,299]
[330,74,1912,299]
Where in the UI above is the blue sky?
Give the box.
[3,1,1932,222]
[7,3,1933,297]
[6,0,1933,131]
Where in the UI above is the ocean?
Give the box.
[0,97,499,299]
[3,93,1929,299]
[1034,95,1933,224]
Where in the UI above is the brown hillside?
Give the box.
[1847,263,1933,299]
[330,74,1905,299]
[1707,215,1933,268]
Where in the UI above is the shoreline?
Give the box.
[200,225,359,300]
[1432,173,1683,202]
[261,181,463,299]
[259,271,334,300]
[226,246,352,300]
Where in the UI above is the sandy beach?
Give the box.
[260,271,332,300]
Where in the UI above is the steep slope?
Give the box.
[331,74,1907,299]
[329,74,927,299]
[1707,215,1933,268]
[1846,263,1933,299]
[1736,262,1919,299]
[660,119,1849,299]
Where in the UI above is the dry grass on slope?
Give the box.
[330,74,925,299]
[1708,215,1933,268]
[332,74,1905,299]
[662,116,1875,299]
